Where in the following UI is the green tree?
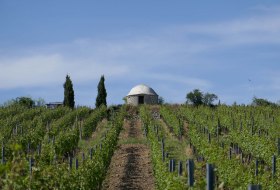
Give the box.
[252,97,276,107]
[2,97,35,108]
[15,97,35,108]
[203,93,218,106]
[35,97,46,107]
[186,89,218,106]
[122,97,127,104]
[158,96,165,105]
[95,75,107,108]
[63,74,75,108]
[186,89,203,106]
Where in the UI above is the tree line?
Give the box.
[1,77,278,108]
[185,89,278,107]
[1,75,107,109]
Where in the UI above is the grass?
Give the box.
[76,119,110,159]
[118,137,148,145]
[158,119,190,162]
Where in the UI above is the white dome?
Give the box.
[127,84,158,96]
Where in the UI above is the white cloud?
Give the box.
[171,10,280,49]
[250,5,280,12]
[0,34,203,90]
[0,54,63,88]
[1,7,280,105]
[148,73,211,89]
[0,51,129,89]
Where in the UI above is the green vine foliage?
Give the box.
[82,105,107,138]
[160,106,183,138]
[0,106,126,189]
[178,105,280,189]
[140,106,186,190]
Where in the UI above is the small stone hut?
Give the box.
[126,84,158,106]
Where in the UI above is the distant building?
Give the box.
[45,102,63,109]
[126,84,158,106]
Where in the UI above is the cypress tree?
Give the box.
[95,75,107,108]
[63,74,75,108]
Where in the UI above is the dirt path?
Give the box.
[102,119,155,190]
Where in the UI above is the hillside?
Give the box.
[0,104,279,189]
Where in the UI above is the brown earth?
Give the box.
[101,119,155,190]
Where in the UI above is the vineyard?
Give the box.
[0,104,279,189]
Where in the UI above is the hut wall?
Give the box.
[127,95,158,105]
[144,95,158,104]
[127,95,138,106]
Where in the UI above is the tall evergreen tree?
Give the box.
[95,75,107,108]
[63,74,75,108]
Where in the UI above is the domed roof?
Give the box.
[127,84,158,96]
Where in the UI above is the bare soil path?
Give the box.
[102,118,155,190]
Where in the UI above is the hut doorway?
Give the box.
[138,96,144,104]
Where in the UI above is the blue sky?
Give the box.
[1,0,280,106]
